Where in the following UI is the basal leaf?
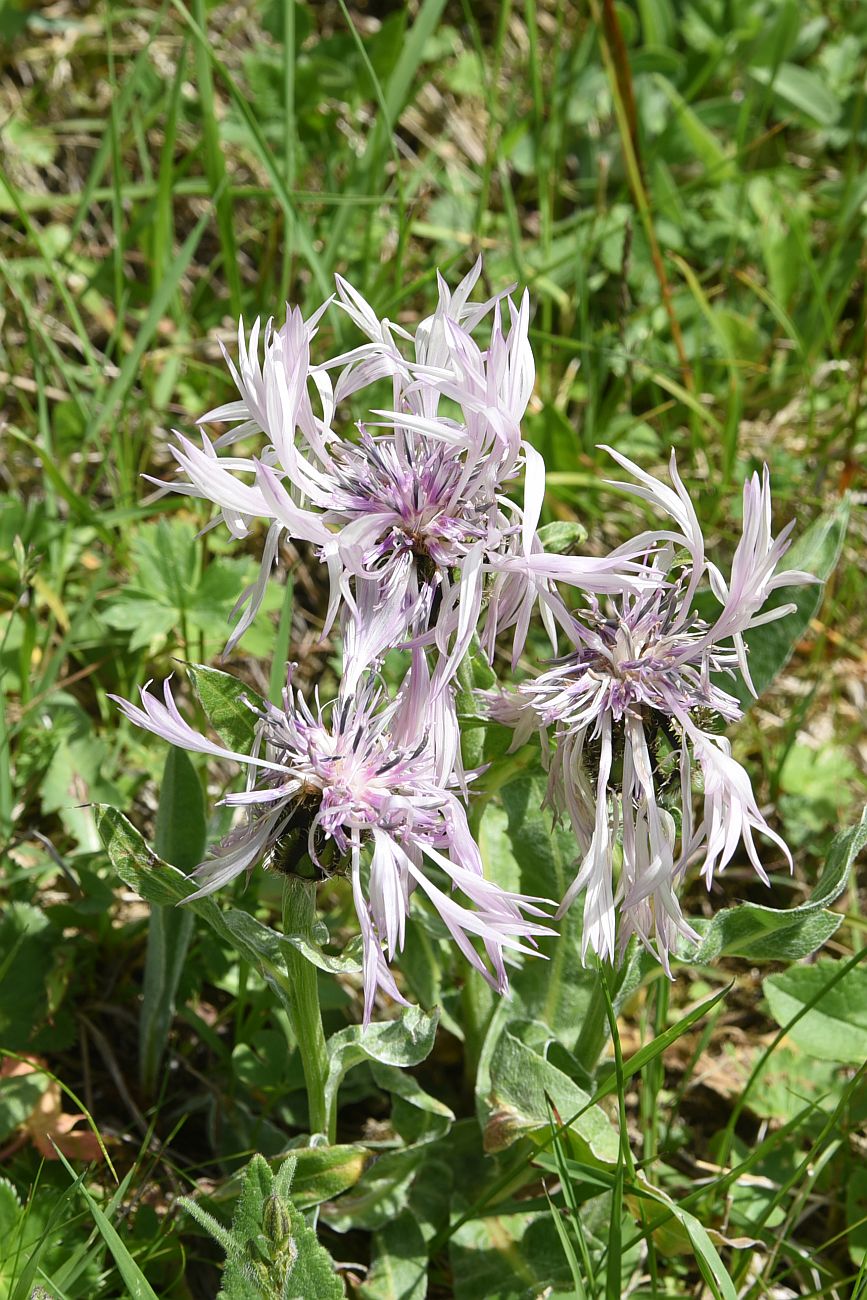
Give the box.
[360,1211,428,1300]
[483,1029,618,1163]
[749,61,841,127]
[764,959,867,1064]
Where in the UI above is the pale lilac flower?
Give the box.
[491,451,815,971]
[152,264,657,674]
[112,667,553,1024]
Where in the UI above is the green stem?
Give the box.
[574,958,633,1075]
[573,973,611,1074]
[460,968,495,1086]
[280,877,331,1140]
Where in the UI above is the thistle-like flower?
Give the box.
[492,450,815,970]
[153,263,658,675]
[112,667,553,1023]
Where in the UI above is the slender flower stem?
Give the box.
[574,957,634,1075]
[573,973,612,1074]
[280,876,331,1140]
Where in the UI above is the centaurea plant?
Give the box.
[118,264,817,1136]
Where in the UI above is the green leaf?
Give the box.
[483,1029,618,1163]
[139,747,206,1096]
[370,1062,454,1123]
[95,806,361,977]
[290,1145,373,1210]
[324,1006,439,1123]
[535,521,588,553]
[749,62,841,127]
[187,662,265,753]
[730,497,849,706]
[685,806,866,963]
[656,74,734,178]
[320,1146,431,1235]
[360,1211,428,1300]
[675,1206,738,1300]
[809,808,867,908]
[764,958,867,1064]
[449,1203,579,1300]
[688,907,840,965]
[154,745,207,872]
[0,903,53,1050]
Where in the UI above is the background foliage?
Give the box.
[1,0,866,1295]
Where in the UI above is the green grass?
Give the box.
[1,0,866,1296]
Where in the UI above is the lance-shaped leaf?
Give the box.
[483,1028,618,1163]
[685,806,867,964]
[187,661,265,753]
[95,806,361,977]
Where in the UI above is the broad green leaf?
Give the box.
[370,1061,455,1125]
[740,1040,842,1122]
[187,662,265,753]
[483,1029,618,1163]
[687,907,840,965]
[749,62,841,127]
[290,1145,372,1210]
[806,806,867,909]
[730,497,849,706]
[764,959,867,1064]
[360,1211,428,1300]
[685,807,866,963]
[449,1203,579,1300]
[319,1145,430,1235]
[139,747,206,1096]
[324,1006,439,1123]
